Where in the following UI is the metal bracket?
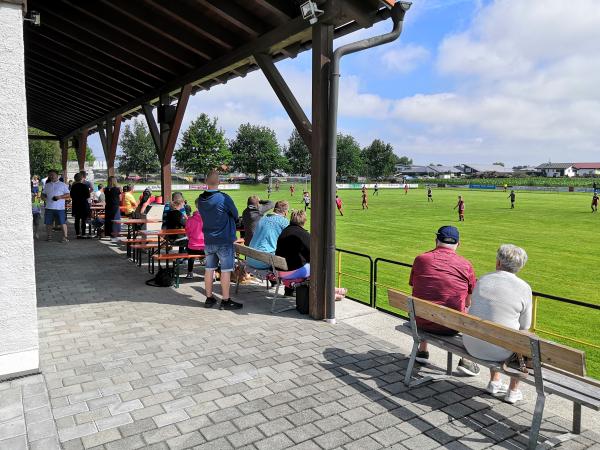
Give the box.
[528,337,546,450]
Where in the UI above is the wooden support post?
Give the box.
[254,53,312,147]
[309,22,333,320]
[98,115,122,178]
[143,85,191,202]
[60,140,68,181]
[76,128,88,172]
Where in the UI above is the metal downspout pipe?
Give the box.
[324,2,411,323]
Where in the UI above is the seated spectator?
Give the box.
[162,192,191,229]
[409,226,480,376]
[104,176,122,243]
[242,195,274,245]
[135,188,155,216]
[185,198,205,279]
[122,185,138,217]
[246,200,289,270]
[463,244,532,404]
[276,210,310,280]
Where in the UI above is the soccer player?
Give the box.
[508,190,516,209]
[290,184,295,196]
[361,189,368,210]
[427,187,433,202]
[302,191,311,211]
[335,194,344,216]
[454,195,465,221]
[503,183,508,192]
[404,183,409,195]
[275,179,280,192]
[592,193,598,213]
[373,183,379,196]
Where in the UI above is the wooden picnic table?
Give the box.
[139,228,186,270]
[113,218,162,257]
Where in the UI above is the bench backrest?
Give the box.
[388,290,586,376]
[234,243,288,271]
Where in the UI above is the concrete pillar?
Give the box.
[0,1,40,380]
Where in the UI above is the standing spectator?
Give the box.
[463,244,532,404]
[184,198,205,279]
[32,194,41,240]
[93,184,105,204]
[41,169,70,242]
[246,201,289,270]
[79,171,93,193]
[104,176,122,243]
[31,175,40,195]
[241,196,274,246]
[197,170,241,310]
[70,172,91,239]
[409,225,480,376]
[122,185,138,217]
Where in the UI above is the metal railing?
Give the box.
[336,248,600,351]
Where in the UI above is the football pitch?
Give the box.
[180,185,600,377]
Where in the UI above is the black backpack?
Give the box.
[146,268,174,287]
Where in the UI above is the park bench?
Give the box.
[233,243,294,313]
[388,289,600,449]
[152,253,205,288]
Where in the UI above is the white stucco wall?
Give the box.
[0,2,39,379]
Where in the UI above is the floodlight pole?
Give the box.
[324,2,410,323]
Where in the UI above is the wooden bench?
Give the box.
[152,253,205,288]
[388,290,600,449]
[233,243,294,313]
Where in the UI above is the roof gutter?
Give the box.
[325,1,411,323]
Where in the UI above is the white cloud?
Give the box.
[381,44,430,73]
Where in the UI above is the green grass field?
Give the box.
[180,185,600,378]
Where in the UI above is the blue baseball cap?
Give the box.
[436,226,460,244]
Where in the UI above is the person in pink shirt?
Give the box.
[185,198,205,279]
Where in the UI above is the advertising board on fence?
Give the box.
[134,184,240,191]
[469,184,497,190]
[336,183,418,189]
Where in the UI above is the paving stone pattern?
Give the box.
[27,232,600,449]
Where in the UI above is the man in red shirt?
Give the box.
[409,225,480,376]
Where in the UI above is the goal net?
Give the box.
[268,176,310,193]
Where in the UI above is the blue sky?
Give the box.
[89,0,600,167]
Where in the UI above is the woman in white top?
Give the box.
[463,244,532,404]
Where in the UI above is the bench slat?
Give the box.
[389,290,586,376]
[234,243,288,271]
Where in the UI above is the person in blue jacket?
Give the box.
[197,170,241,310]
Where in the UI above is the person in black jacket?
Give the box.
[276,210,310,280]
[241,195,274,245]
[70,172,91,239]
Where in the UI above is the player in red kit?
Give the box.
[454,195,465,221]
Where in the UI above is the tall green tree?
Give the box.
[361,139,397,179]
[175,114,231,176]
[283,129,311,175]
[336,133,363,178]
[116,120,160,178]
[395,155,413,166]
[68,146,96,163]
[28,128,60,177]
[230,123,284,181]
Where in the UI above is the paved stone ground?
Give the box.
[15,228,600,449]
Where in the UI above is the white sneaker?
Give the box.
[486,381,508,395]
[504,389,523,404]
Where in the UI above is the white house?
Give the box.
[536,163,577,178]
[461,164,513,176]
[573,163,600,177]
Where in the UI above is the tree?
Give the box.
[230,123,284,181]
[493,161,505,167]
[175,114,231,176]
[361,139,397,179]
[28,128,60,177]
[336,133,363,178]
[395,155,413,166]
[116,120,160,178]
[283,129,311,175]
[68,146,96,163]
